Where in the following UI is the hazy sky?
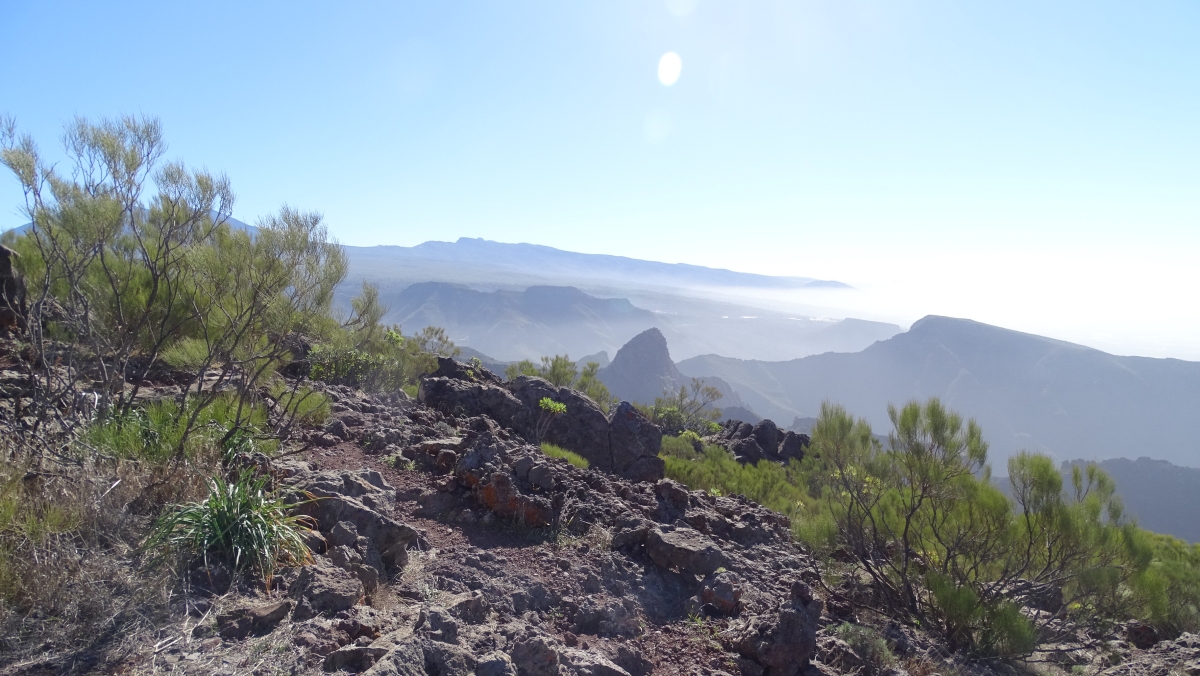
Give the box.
[2,1,1198,358]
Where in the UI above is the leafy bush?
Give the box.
[541,442,589,469]
[638,378,723,435]
[834,623,896,673]
[146,470,314,586]
[84,395,275,463]
[811,399,1148,655]
[308,322,458,393]
[660,434,701,460]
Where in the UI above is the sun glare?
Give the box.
[658,52,682,86]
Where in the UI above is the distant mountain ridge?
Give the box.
[677,315,1200,466]
[345,237,848,292]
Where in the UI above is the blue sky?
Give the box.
[2,1,1198,358]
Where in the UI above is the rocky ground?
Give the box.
[5,360,1196,676]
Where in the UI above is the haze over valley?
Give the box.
[326,236,1200,473]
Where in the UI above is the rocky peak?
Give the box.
[598,328,685,406]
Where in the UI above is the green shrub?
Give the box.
[663,445,804,513]
[660,439,847,556]
[146,470,314,586]
[660,434,701,460]
[84,395,275,463]
[271,383,330,427]
[541,443,589,469]
[979,602,1038,657]
[638,378,723,435]
[834,623,896,673]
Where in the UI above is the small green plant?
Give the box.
[541,442,590,469]
[145,470,315,587]
[536,397,566,443]
[384,455,417,471]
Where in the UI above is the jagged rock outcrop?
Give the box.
[711,418,810,465]
[596,328,685,406]
[419,357,663,481]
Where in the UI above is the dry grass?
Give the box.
[0,449,214,673]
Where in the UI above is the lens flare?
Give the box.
[658,52,682,86]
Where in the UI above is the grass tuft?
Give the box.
[540,442,589,469]
[145,470,315,587]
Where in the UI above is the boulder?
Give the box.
[508,376,611,470]
[423,640,477,675]
[362,639,428,676]
[511,635,560,676]
[290,470,417,569]
[712,418,809,465]
[778,431,809,462]
[289,562,364,617]
[477,652,518,676]
[1127,622,1160,650]
[560,649,632,676]
[451,590,490,624]
[731,437,766,464]
[422,369,663,482]
[474,471,555,527]
[1097,632,1200,676]
[419,377,526,428]
[723,581,822,676]
[646,527,728,576]
[701,571,743,615]
[416,606,460,644]
[324,646,390,673]
[572,597,639,637]
[655,479,691,513]
[429,355,504,385]
[752,420,780,454]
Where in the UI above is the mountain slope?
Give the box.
[1064,458,1200,542]
[678,315,1200,466]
